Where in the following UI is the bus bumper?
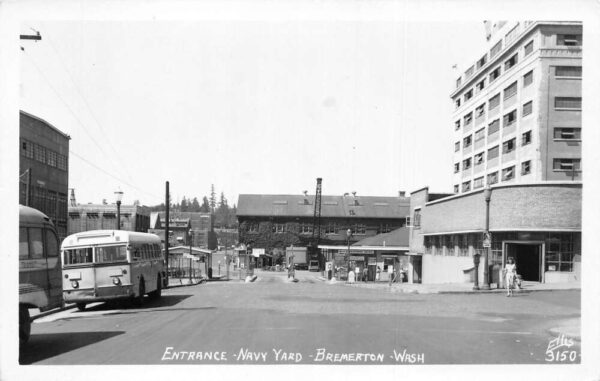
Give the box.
[63,285,135,303]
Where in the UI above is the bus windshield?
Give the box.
[63,247,93,265]
[96,245,127,263]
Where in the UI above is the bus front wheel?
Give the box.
[19,305,31,345]
[76,302,86,311]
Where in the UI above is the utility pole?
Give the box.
[165,181,170,286]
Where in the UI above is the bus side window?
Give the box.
[29,228,44,259]
[19,227,29,259]
[44,229,59,258]
[133,248,140,260]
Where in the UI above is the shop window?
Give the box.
[545,232,580,272]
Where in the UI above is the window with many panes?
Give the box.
[557,34,582,46]
[475,104,485,118]
[555,97,581,109]
[553,158,581,171]
[488,119,500,135]
[489,66,501,82]
[504,81,517,100]
[523,70,533,87]
[463,157,472,170]
[21,139,34,159]
[454,141,460,152]
[476,79,485,92]
[522,101,533,116]
[521,160,531,175]
[502,138,516,154]
[488,145,499,160]
[474,128,485,142]
[487,171,498,185]
[546,232,580,272]
[300,223,313,234]
[473,176,484,189]
[474,152,484,166]
[522,130,532,145]
[503,110,517,127]
[325,222,337,235]
[57,154,68,171]
[553,127,581,140]
[462,181,471,192]
[353,224,366,235]
[455,120,461,130]
[413,209,421,228]
[504,54,518,71]
[464,89,473,102]
[463,135,472,148]
[47,150,57,167]
[502,166,515,181]
[454,163,460,173]
[464,112,473,125]
[488,94,500,110]
[524,40,534,56]
[34,144,46,163]
[555,66,582,77]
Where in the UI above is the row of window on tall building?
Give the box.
[21,138,68,171]
[455,28,582,93]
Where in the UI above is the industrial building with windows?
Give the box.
[19,110,70,240]
[410,21,582,285]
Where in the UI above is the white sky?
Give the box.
[17,14,491,206]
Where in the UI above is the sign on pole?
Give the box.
[482,232,491,248]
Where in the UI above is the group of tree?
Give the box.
[147,184,237,228]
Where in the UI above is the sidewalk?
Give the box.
[315,276,581,294]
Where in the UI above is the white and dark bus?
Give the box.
[61,230,166,310]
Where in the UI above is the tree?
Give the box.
[191,197,201,212]
[200,196,210,213]
[180,196,188,212]
[209,184,217,213]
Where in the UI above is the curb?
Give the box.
[31,304,77,321]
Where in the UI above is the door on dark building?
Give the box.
[506,243,542,282]
[411,256,422,283]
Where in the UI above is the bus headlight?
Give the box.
[70,280,79,289]
[112,277,121,285]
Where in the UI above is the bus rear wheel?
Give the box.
[149,275,162,299]
[76,302,86,311]
[133,278,145,306]
[19,306,31,345]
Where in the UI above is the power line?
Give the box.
[34,22,135,183]
[69,150,163,202]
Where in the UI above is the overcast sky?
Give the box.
[17,10,493,206]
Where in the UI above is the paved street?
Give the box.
[20,271,580,365]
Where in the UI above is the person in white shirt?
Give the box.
[504,257,517,297]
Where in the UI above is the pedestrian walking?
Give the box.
[503,257,517,296]
[376,266,381,281]
[363,267,368,283]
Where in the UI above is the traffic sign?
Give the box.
[482,232,491,248]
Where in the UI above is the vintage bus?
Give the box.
[19,205,63,344]
[61,230,166,311]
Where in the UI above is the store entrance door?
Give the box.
[506,243,542,282]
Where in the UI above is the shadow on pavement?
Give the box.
[75,294,193,312]
[19,331,124,364]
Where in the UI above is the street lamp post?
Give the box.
[346,229,352,282]
[114,189,123,230]
[189,229,193,283]
[482,185,492,290]
[472,253,480,290]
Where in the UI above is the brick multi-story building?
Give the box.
[19,111,70,240]
[451,21,581,193]
[237,193,410,267]
[149,211,212,248]
[409,21,582,285]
